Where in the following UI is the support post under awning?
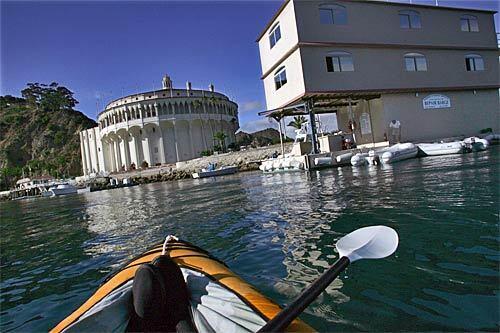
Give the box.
[306,99,320,154]
[272,115,285,157]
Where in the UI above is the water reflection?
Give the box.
[1,147,499,332]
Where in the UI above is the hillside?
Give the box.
[0,84,96,190]
[236,128,292,148]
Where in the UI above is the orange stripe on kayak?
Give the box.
[51,242,314,333]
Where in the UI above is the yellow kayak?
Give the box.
[51,236,314,333]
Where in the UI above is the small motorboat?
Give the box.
[381,143,418,164]
[51,236,313,333]
[417,141,465,156]
[76,186,91,194]
[43,183,77,197]
[463,137,489,152]
[192,165,238,179]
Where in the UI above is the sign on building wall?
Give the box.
[422,94,451,110]
[359,112,372,135]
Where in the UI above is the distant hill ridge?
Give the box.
[236,128,291,147]
[0,83,96,190]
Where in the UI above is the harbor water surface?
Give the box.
[1,147,499,332]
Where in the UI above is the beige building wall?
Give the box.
[300,47,499,92]
[262,48,306,110]
[258,0,300,76]
[335,90,499,144]
[335,98,386,145]
[293,0,498,48]
[381,89,499,142]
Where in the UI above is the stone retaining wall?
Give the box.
[105,143,293,183]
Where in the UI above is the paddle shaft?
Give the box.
[258,256,350,332]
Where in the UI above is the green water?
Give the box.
[1,147,499,332]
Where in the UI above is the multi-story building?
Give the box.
[79,75,239,175]
[257,0,499,146]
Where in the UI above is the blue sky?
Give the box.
[1,0,498,134]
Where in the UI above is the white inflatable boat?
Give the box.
[417,141,465,156]
[483,134,500,145]
[381,143,418,164]
[350,153,369,167]
[336,152,354,166]
[463,137,489,152]
[259,157,304,173]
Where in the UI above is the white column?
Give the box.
[157,126,166,164]
[102,141,111,172]
[109,140,117,172]
[84,131,92,174]
[188,122,195,159]
[80,132,88,176]
[114,139,122,171]
[123,135,132,170]
[133,135,141,166]
[142,131,153,167]
[173,121,180,162]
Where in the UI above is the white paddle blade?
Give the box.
[336,226,399,262]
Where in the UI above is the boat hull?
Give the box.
[417,142,464,156]
[259,157,304,173]
[351,153,369,166]
[192,166,238,179]
[381,143,418,164]
[51,239,313,333]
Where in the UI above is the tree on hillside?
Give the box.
[21,82,78,111]
[287,115,307,130]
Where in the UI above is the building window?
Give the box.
[399,10,421,29]
[404,53,427,71]
[326,52,354,72]
[319,4,347,25]
[274,67,287,90]
[269,23,281,49]
[465,54,484,71]
[461,15,479,32]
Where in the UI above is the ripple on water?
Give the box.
[1,147,499,332]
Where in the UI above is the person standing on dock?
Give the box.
[388,120,401,145]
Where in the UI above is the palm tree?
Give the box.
[192,100,207,151]
[287,115,307,130]
[213,131,228,152]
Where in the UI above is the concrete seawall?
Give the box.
[104,143,293,184]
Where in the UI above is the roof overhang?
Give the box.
[258,91,381,119]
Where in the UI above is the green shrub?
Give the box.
[480,128,492,134]
[54,131,66,145]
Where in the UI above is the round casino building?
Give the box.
[79,75,239,175]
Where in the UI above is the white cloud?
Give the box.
[238,118,278,133]
[240,100,263,113]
